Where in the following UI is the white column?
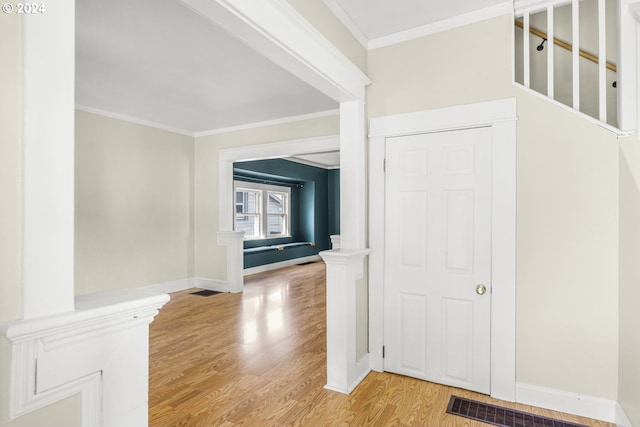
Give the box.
[217,231,244,293]
[323,98,370,393]
[22,0,76,318]
[339,100,367,250]
[320,249,371,394]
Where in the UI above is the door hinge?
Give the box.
[382,345,385,358]
[383,159,386,172]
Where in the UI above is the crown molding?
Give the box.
[195,109,340,137]
[76,106,341,139]
[285,155,340,169]
[75,105,195,137]
[368,1,513,50]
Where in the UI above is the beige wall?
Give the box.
[367,15,619,399]
[194,115,339,280]
[287,0,367,73]
[0,394,81,427]
[75,111,195,294]
[618,147,640,425]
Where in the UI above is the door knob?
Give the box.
[476,284,487,295]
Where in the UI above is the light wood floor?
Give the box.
[149,261,614,427]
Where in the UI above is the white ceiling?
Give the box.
[75,0,337,135]
[328,0,508,41]
[76,0,506,136]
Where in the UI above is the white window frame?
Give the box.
[233,181,291,240]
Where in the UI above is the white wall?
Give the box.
[194,115,339,280]
[367,14,620,400]
[75,110,195,295]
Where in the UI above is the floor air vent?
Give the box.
[446,396,589,427]
[190,289,222,297]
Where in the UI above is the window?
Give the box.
[234,181,290,239]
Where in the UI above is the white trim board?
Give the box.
[368,98,517,402]
[180,0,370,102]
[512,84,632,137]
[243,255,322,276]
[516,382,618,423]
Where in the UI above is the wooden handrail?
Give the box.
[515,19,617,72]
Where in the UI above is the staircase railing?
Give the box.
[514,0,638,134]
[514,20,617,72]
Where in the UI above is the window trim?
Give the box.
[234,180,291,240]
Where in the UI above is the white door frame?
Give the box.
[369,98,517,401]
[216,135,340,292]
[183,0,372,393]
[15,0,371,423]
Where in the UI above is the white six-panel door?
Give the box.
[383,126,492,394]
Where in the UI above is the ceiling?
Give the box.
[76,0,505,136]
[75,0,338,135]
[328,0,507,41]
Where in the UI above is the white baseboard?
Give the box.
[616,402,633,427]
[141,277,230,294]
[243,255,322,276]
[191,277,231,293]
[349,354,372,393]
[516,382,617,423]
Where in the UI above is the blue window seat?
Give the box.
[243,242,314,254]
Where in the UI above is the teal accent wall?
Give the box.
[328,169,340,235]
[233,158,339,269]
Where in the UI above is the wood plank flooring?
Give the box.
[149,261,614,427]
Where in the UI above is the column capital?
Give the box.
[319,248,370,266]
